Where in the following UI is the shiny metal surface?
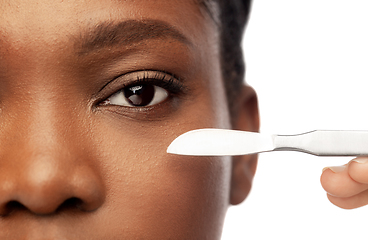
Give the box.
[167,129,368,156]
[274,130,368,156]
[167,129,274,156]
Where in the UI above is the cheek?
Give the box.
[89,112,232,237]
[87,40,231,236]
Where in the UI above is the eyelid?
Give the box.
[127,71,184,94]
[94,70,187,106]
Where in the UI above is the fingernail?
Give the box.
[322,165,346,173]
[351,158,368,164]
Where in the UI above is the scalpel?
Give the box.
[167,129,368,156]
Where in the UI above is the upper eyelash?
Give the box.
[96,70,187,107]
[124,71,186,95]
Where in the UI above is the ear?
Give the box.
[230,85,260,205]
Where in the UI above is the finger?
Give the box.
[320,164,368,198]
[348,157,368,184]
[327,189,368,209]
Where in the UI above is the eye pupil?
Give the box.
[124,84,155,106]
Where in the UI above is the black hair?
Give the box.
[218,0,252,118]
[201,0,252,118]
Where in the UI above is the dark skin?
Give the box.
[0,0,259,239]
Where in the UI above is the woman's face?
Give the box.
[0,0,238,238]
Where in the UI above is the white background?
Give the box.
[222,0,368,239]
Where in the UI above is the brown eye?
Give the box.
[105,84,169,107]
[124,85,154,106]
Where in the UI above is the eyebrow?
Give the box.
[76,19,192,54]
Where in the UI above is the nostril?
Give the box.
[0,198,87,216]
[56,197,84,213]
[0,201,27,216]
[6,201,27,211]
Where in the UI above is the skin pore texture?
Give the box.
[0,0,259,239]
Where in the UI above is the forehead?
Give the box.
[0,0,218,49]
[0,0,214,27]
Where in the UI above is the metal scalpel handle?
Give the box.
[273,130,368,156]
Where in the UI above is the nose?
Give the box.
[0,148,105,216]
[0,117,105,216]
